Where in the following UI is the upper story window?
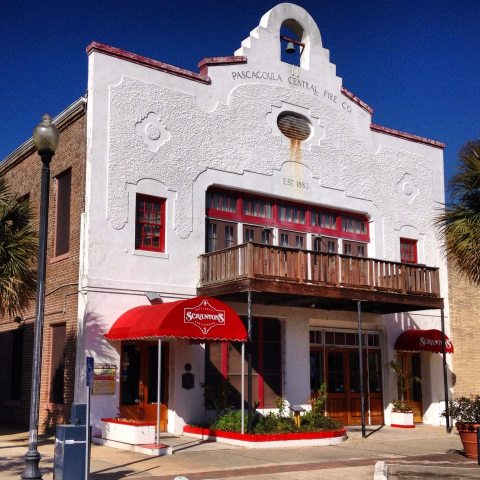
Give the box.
[311,210,337,229]
[278,203,305,224]
[206,188,370,243]
[55,168,71,257]
[207,220,237,252]
[400,238,417,264]
[135,194,166,252]
[207,190,237,213]
[342,216,367,235]
[243,197,273,219]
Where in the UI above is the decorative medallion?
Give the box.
[135,112,171,152]
[397,173,419,204]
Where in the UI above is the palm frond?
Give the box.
[436,139,480,285]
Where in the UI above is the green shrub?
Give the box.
[211,409,246,432]
[301,411,342,431]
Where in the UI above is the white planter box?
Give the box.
[101,419,156,445]
[391,411,414,428]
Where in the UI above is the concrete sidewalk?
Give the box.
[1,425,479,479]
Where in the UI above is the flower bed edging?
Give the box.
[183,425,347,448]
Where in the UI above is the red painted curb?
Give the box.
[391,424,416,429]
[183,425,346,442]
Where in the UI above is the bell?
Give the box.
[285,41,296,54]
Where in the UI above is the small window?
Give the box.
[50,324,66,404]
[313,237,338,254]
[342,215,367,235]
[400,238,417,264]
[243,225,272,245]
[207,190,237,213]
[278,204,305,224]
[277,112,311,141]
[55,169,71,256]
[312,210,337,229]
[279,230,305,249]
[343,241,367,257]
[206,220,237,252]
[309,330,323,345]
[10,329,24,401]
[243,197,273,219]
[135,194,166,252]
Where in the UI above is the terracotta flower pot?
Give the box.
[456,423,480,460]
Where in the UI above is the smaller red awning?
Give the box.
[394,329,454,354]
[105,297,247,342]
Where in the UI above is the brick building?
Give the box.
[448,264,480,397]
[0,98,86,431]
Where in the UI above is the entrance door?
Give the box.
[325,348,384,425]
[400,352,423,423]
[120,342,169,430]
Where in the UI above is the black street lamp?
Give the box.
[22,114,59,480]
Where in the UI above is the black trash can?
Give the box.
[54,424,86,480]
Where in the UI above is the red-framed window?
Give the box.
[400,238,417,264]
[206,188,370,242]
[135,194,166,252]
[204,317,282,409]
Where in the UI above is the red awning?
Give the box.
[394,329,454,353]
[105,297,247,342]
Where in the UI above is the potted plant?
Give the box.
[391,400,414,428]
[443,395,480,459]
[389,361,420,428]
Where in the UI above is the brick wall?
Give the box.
[448,263,480,397]
[0,106,86,432]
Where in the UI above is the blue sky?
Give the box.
[1,1,479,196]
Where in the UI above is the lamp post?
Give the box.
[22,114,59,480]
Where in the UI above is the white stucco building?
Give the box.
[75,3,451,437]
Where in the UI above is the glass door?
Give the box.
[120,342,169,430]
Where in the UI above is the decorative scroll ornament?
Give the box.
[397,173,419,204]
[135,112,171,152]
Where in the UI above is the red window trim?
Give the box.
[206,188,370,242]
[400,238,418,264]
[135,194,166,252]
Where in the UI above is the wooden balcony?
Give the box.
[197,243,443,314]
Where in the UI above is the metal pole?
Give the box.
[241,342,245,434]
[247,289,253,433]
[156,339,162,445]
[22,151,52,479]
[357,300,366,439]
[85,384,91,480]
[440,308,451,433]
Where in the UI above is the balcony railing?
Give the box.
[199,242,440,297]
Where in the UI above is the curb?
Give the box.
[374,461,387,480]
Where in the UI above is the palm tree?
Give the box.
[436,139,480,285]
[0,178,38,317]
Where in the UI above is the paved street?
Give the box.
[1,425,480,479]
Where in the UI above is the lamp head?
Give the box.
[33,113,59,154]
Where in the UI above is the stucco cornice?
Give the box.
[370,123,445,149]
[86,41,211,85]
